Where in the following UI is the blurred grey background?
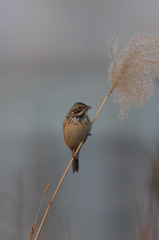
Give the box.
[1,0,159,239]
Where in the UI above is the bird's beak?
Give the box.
[85,105,92,111]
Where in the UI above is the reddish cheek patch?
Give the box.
[73,109,80,114]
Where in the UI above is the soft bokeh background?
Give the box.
[1,1,159,239]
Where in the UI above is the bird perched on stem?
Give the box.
[63,102,92,173]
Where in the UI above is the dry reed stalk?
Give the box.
[30,182,51,240]
[34,86,114,240]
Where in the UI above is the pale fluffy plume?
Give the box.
[109,34,159,122]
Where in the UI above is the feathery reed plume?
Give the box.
[109,34,159,123]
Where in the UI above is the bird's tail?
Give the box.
[72,154,79,173]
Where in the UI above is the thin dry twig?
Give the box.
[30,182,51,240]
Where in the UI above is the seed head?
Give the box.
[109,34,159,123]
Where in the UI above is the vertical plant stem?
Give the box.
[34,84,115,240]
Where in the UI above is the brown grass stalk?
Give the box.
[34,85,115,240]
[30,182,51,240]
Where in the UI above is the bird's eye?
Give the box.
[73,106,82,114]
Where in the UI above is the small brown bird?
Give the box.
[63,102,92,173]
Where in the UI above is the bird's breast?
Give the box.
[63,120,91,150]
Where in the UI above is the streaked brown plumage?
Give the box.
[63,102,92,173]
